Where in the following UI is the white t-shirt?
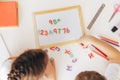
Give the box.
[105,63,120,80]
[0,59,13,80]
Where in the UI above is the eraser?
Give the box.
[111,26,118,32]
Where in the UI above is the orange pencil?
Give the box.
[99,35,119,45]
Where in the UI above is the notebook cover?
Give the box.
[0,1,18,27]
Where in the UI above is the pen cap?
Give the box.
[111,20,120,32]
[111,26,118,32]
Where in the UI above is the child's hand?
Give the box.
[45,58,56,80]
[79,35,120,64]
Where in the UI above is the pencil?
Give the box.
[89,44,109,61]
[99,36,119,45]
[101,39,119,47]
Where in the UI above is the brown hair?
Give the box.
[8,49,48,80]
[75,71,106,80]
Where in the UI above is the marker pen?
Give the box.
[111,20,120,32]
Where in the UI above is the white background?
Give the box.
[0,0,120,56]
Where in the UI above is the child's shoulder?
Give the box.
[105,63,120,80]
[0,59,13,80]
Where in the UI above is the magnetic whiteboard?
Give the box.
[34,5,85,48]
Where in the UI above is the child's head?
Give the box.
[8,49,49,80]
[75,71,106,80]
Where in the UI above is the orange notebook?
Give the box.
[0,1,18,27]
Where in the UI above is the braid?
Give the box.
[8,65,25,80]
[7,49,48,80]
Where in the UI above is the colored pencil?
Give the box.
[99,36,119,45]
[89,44,109,61]
[101,39,119,47]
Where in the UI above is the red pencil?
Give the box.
[89,44,109,61]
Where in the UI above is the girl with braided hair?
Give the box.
[7,49,56,80]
